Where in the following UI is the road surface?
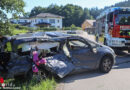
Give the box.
[56,52,130,90]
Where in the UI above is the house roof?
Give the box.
[31,13,63,18]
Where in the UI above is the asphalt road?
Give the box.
[56,52,130,90]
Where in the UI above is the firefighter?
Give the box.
[95,33,99,42]
[4,41,12,52]
[0,35,12,52]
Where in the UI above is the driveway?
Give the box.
[56,52,130,90]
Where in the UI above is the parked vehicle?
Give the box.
[96,7,130,52]
[0,34,116,79]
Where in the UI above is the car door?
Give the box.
[68,39,97,69]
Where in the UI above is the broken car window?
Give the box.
[63,43,71,58]
[87,40,98,48]
[68,40,88,50]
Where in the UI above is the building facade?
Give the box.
[81,19,96,34]
[11,13,63,29]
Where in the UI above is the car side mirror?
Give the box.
[92,47,97,53]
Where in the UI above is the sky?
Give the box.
[23,0,126,12]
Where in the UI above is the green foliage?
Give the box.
[63,27,71,30]
[61,4,84,27]
[0,22,13,35]
[0,0,25,21]
[5,77,56,90]
[0,0,25,13]
[104,0,130,11]
[39,27,58,31]
[21,78,56,90]
[89,7,102,19]
[113,0,130,7]
[63,24,82,30]
[30,6,46,17]
[70,24,77,30]
[13,24,29,30]
[12,29,28,35]
[0,0,25,35]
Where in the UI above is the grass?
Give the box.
[4,77,56,90]
[12,29,29,35]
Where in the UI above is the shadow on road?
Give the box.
[115,51,130,65]
[58,51,130,84]
[60,70,105,84]
[113,51,130,69]
[114,61,130,69]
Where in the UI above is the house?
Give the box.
[11,17,31,27]
[81,19,96,34]
[11,13,63,29]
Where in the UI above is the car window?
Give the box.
[68,40,88,50]
[87,40,98,48]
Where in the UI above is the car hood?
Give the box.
[97,44,115,56]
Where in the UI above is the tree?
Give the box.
[90,7,102,19]
[0,0,25,35]
[46,4,62,15]
[61,4,84,26]
[24,12,30,18]
[80,8,93,25]
[30,6,46,17]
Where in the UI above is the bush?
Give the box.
[63,25,82,30]
[0,22,13,35]
[13,24,29,30]
[63,27,71,30]
[4,77,56,90]
[40,27,58,31]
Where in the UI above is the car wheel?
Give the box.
[99,56,113,73]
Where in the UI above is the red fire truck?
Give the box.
[96,7,130,52]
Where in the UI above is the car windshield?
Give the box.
[115,14,130,25]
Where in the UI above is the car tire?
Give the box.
[99,56,113,73]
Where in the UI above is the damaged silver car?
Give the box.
[44,36,116,78]
[0,34,116,79]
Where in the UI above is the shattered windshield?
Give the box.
[115,14,130,25]
[17,42,60,52]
